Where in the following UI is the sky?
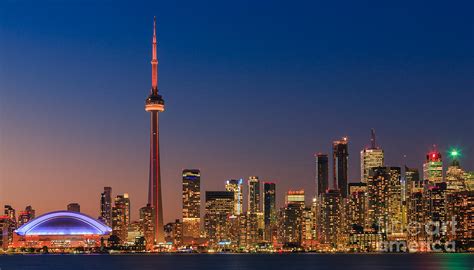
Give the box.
[0,0,473,222]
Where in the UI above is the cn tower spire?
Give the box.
[151,16,158,94]
[145,16,165,246]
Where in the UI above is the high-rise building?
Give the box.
[347,183,367,233]
[100,187,112,226]
[263,182,276,241]
[424,182,448,242]
[248,176,261,213]
[226,179,243,215]
[407,188,426,243]
[360,129,384,183]
[18,206,35,227]
[315,153,329,195]
[446,150,467,194]
[182,169,201,240]
[423,148,443,183]
[366,167,389,233]
[0,216,10,250]
[139,204,154,250]
[112,194,131,243]
[447,191,474,249]
[145,17,165,243]
[318,189,342,248]
[204,191,234,246]
[279,190,305,246]
[333,137,349,197]
[3,205,16,246]
[67,203,80,213]
[247,176,261,245]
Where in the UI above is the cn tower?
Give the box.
[145,16,165,243]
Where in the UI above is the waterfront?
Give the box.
[0,254,473,270]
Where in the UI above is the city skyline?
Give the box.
[1,0,473,224]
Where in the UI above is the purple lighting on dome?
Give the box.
[15,211,112,236]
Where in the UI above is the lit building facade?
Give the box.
[100,187,112,226]
[204,191,234,246]
[347,183,367,234]
[139,204,154,250]
[247,176,262,245]
[112,194,130,243]
[333,137,349,197]
[278,190,305,246]
[360,130,384,183]
[318,189,342,249]
[423,149,443,183]
[263,182,276,242]
[226,179,243,215]
[182,169,201,240]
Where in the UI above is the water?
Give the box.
[0,253,473,270]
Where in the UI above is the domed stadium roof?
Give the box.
[15,211,112,236]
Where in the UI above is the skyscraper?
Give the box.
[333,137,349,197]
[182,169,201,239]
[225,179,243,215]
[204,191,234,246]
[316,153,329,195]
[347,183,367,233]
[423,147,443,183]
[366,167,403,236]
[247,176,261,245]
[248,176,261,213]
[145,17,165,243]
[67,203,80,213]
[263,182,276,241]
[318,189,342,248]
[139,204,154,250]
[279,190,305,246]
[100,187,112,226]
[360,129,384,183]
[112,194,131,243]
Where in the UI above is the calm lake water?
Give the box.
[0,253,473,270]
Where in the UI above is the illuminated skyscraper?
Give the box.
[318,189,342,248]
[248,176,261,213]
[145,17,165,243]
[315,153,329,195]
[3,205,16,246]
[446,149,466,193]
[182,169,201,239]
[360,129,384,183]
[100,186,112,226]
[333,137,349,197]
[279,190,305,246]
[226,179,243,215]
[263,182,276,241]
[424,182,448,242]
[247,176,261,245]
[447,191,474,249]
[347,183,367,233]
[139,204,154,250]
[204,191,234,246]
[112,194,131,243]
[423,147,443,183]
[366,168,389,233]
[67,203,80,213]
